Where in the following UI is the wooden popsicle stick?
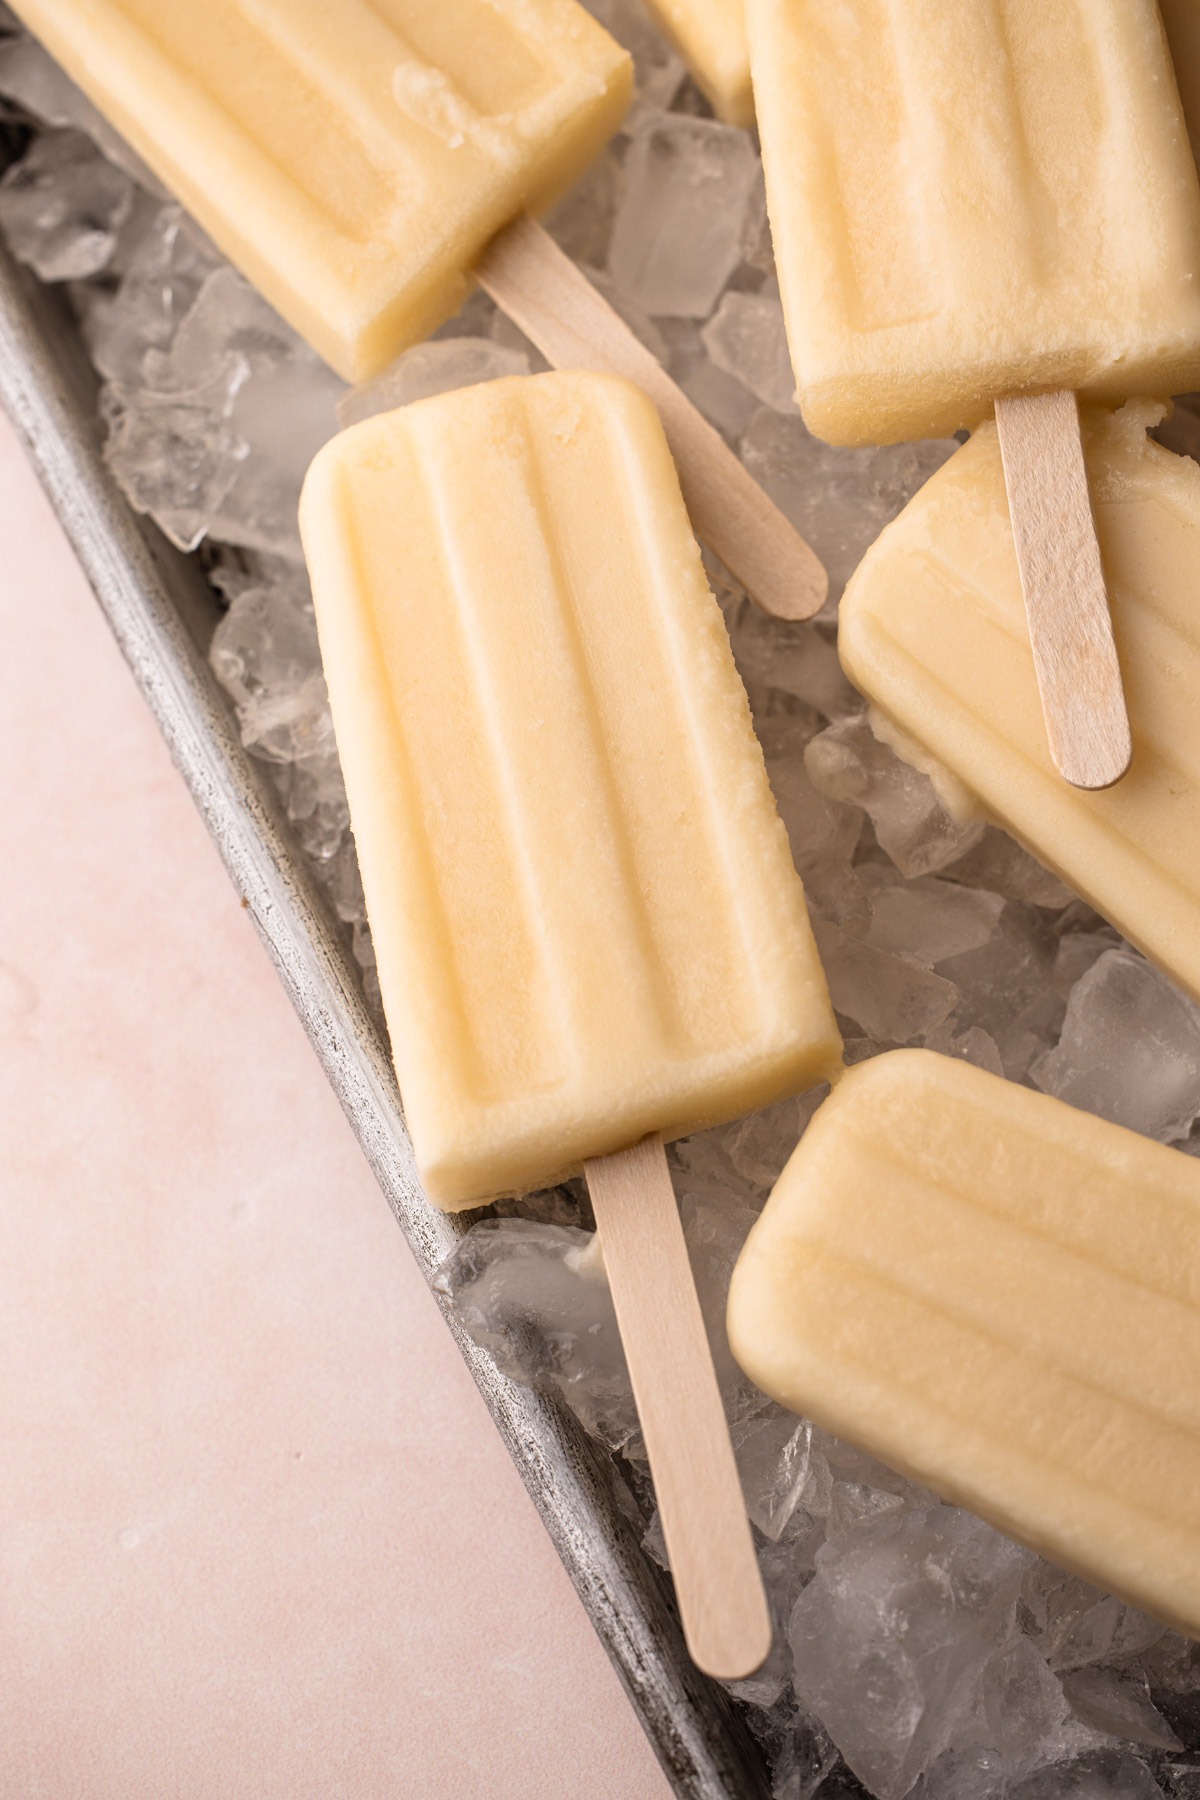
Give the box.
[584,1135,771,1681]
[994,389,1132,791]
[475,213,827,624]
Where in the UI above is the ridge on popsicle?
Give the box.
[4,0,827,620]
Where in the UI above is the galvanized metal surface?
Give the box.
[0,239,773,1799]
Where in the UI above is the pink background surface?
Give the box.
[0,414,672,1799]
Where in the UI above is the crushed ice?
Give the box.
[3,10,1199,1794]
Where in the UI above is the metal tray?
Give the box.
[0,222,776,1797]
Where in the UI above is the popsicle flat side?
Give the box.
[9,0,632,381]
[837,399,1200,1005]
[727,1049,1200,1640]
[747,0,1200,446]
[299,371,841,1209]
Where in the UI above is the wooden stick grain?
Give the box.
[585,1135,771,1681]
[995,390,1132,791]
[475,214,827,624]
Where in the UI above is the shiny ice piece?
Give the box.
[9,0,631,380]
[838,401,1200,1005]
[728,1049,1200,1639]
[639,0,752,127]
[299,372,840,1208]
[606,113,759,318]
[747,0,1200,445]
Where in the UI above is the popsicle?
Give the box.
[8,0,825,621]
[640,0,752,127]
[747,0,1200,786]
[838,399,1200,1006]
[299,368,842,1676]
[727,1048,1200,1639]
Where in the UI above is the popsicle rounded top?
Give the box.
[748,0,1200,445]
[728,1048,1200,1641]
[838,398,1200,1007]
[8,0,632,381]
[299,370,841,1208]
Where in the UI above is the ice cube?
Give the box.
[103,263,342,556]
[1041,1588,1167,1674]
[864,874,1005,966]
[154,267,343,558]
[1052,929,1124,1000]
[757,714,866,924]
[316,837,367,926]
[732,1410,816,1541]
[935,903,1061,1077]
[274,752,350,863]
[739,1694,840,1797]
[680,354,760,440]
[739,411,958,608]
[101,375,248,552]
[83,203,218,386]
[545,149,623,266]
[917,1638,1091,1800]
[1032,948,1200,1143]
[980,1639,1079,1761]
[678,1193,763,1418]
[209,581,335,766]
[434,1219,641,1455]
[607,114,759,317]
[719,1090,817,1192]
[812,917,958,1045]
[805,714,983,879]
[0,127,134,281]
[580,261,670,359]
[1062,1668,1182,1752]
[729,612,860,721]
[701,290,797,413]
[491,1183,587,1228]
[922,1019,1005,1077]
[738,167,773,276]
[1004,1749,1166,1798]
[789,1506,1031,1799]
[943,828,1075,910]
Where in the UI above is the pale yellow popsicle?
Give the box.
[747,0,1200,445]
[299,371,840,1208]
[641,0,752,127]
[8,0,631,381]
[728,1049,1200,1638]
[838,399,1200,1004]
